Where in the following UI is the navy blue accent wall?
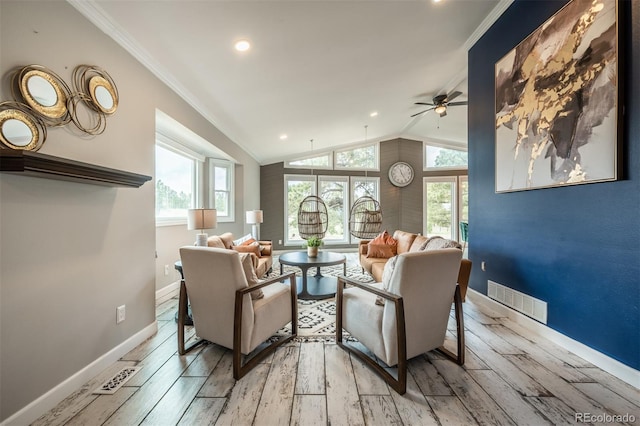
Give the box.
[468,0,639,369]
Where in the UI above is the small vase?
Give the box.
[307,246,318,258]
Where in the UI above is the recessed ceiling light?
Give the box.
[280,134,288,140]
[234,39,251,52]
[370,111,378,117]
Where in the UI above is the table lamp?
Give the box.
[187,208,217,246]
[246,209,263,240]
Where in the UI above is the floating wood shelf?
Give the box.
[0,150,152,188]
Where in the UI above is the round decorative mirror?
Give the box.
[2,119,32,146]
[89,75,118,115]
[94,85,114,110]
[12,66,71,125]
[26,74,57,107]
[0,102,46,151]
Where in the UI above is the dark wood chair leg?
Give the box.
[177,280,206,355]
[437,285,465,365]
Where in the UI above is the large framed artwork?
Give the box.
[495,0,619,193]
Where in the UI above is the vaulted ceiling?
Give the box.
[70,0,512,164]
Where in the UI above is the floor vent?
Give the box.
[93,367,141,395]
[487,280,547,324]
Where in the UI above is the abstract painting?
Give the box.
[495,0,618,192]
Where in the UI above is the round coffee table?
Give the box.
[278,251,347,300]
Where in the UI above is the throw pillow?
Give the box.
[206,236,225,248]
[240,237,257,246]
[233,241,261,257]
[233,233,254,246]
[219,232,234,249]
[367,243,396,258]
[421,236,462,251]
[376,255,399,306]
[239,253,264,299]
[366,230,397,258]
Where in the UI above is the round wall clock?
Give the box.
[388,161,414,187]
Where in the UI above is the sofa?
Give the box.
[206,232,273,278]
[359,230,472,300]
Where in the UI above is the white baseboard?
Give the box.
[156,281,179,304]
[467,289,640,389]
[1,322,158,426]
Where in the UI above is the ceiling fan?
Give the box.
[411,91,468,118]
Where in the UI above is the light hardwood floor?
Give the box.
[35,289,639,425]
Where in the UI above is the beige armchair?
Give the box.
[337,249,464,394]
[178,246,297,379]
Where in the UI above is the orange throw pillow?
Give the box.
[366,230,397,258]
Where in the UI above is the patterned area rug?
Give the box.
[268,257,374,341]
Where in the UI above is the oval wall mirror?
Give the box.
[2,118,32,146]
[88,75,118,115]
[14,66,70,124]
[0,103,45,151]
[26,74,57,107]
[95,85,114,110]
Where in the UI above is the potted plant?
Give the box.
[305,236,323,258]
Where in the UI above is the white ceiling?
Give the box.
[70,0,511,165]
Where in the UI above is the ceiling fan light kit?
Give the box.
[411,91,467,118]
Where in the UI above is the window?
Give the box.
[424,177,456,239]
[459,176,468,224]
[423,176,468,241]
[350,176,379,201]
[284,175,317,244]
[285,143,379,171]
[155,144,198,223]
[425,144,468,170]
[318,176,349,243]
[284,174,380,245]
[285,152,333,169]
[335,143,378,170]
[210,159,234,222]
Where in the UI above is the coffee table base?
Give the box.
[296,275,337,300]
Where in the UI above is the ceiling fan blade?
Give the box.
[445,91,462,102]
[414,102,435,106]
[448,101,468,106]
[410,107,433,118]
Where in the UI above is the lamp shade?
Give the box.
[245,209,263,224]
[187,209,217,231]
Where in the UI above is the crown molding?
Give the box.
[66,0,259,163]
[464,0,515,51]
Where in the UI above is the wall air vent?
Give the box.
[487,280,547,324]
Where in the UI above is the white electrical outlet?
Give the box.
[481,261,486,271]
[117,305,126,324]
[164,264,169,276]
[278,239,283,245]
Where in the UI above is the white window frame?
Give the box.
[423,176,469,241]
[209,159,235,222]
[155,138,204,226]
[318,175,350,244]
[423,142,468,171]
[284,174,318,246]
[285,151,334,170]
[334,142,380,171]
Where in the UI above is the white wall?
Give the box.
[0,0,260,421]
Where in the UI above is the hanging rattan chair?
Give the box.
[298,195,328,239]
[349,196,383,239]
